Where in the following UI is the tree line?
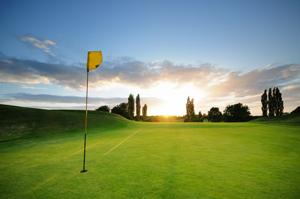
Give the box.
[96,94,148,121]
[185,97,251,122]
[261,87,284,117]
[184,87,286,122]
[97,87,288,122]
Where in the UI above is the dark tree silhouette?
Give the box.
[274,87,284,116]
[198,111,202,119]
[111,103,129,118]
[96,105,110,112]
[186,97,190,120]
[279,91,284,116]
[185,97,195,121]
[197,111,204,122]
[273,88,278,116]
[190,99,195,116]
[265,87,284,117]
[208,107,222,122]
[268,88,274,117]
[136,94,141,120]
[128,94,135,120]
[142,104,147,118]
[223,103,251,122]
[261,89,268,117]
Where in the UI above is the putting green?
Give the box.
[1,119,300,199]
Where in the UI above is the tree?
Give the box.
[197,111,204,122]
[198,111,202,118]
[208,107,222,122]
[186,97,190,120]
[265,87,284,117]
[274,87,284,116]
[278,92,284,116]
[223,103,251,122]
[273,87,280,117]
[128,94,135,120]
[96,105,110,112]
[142,104,147,118]
[261,89,268,117]
[111,103,129,118]
[190,99,195,116]
[268,88,274,117]
[136,94,141,120]
[185,97,195,121]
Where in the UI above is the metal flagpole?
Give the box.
[81,68,89,173]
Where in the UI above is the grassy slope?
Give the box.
[0,104,129,141]
[0,105,300,199]
[252,113,300,125]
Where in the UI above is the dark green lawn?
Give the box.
[0,105,299,199]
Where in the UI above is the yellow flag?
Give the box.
[87,51,102,72]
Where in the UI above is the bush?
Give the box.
[208,107,222,122]
[111,103,129,119]
[96,105,110,112]
[223,103,251,122]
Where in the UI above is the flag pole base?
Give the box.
[80,169,88,173]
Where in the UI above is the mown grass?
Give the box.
[0,105,299,199]
[0,104,129,141]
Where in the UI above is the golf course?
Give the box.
[0,104,299,199]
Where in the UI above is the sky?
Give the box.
[0,0,300,115]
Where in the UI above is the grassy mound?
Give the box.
[252,113,300,125]
[0,104,130,141]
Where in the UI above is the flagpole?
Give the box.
[80,51,102,173]
[81,68,89,173]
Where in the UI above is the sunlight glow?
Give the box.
[146,82,208,116]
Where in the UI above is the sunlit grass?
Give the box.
[1,117,299,198]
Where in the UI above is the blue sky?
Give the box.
[0,0,300,115]
[1,0,300,68]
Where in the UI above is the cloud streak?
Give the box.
[20,35,56,56]
[211,65,300,97]
[0,56,84,88]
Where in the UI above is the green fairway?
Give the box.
[1,106,300,199]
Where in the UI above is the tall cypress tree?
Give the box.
[275,87,284,116]
[136,94,141,120]
[278,88,284,116]
[268,88,274,117]
[186,96,195,121]
[190,98,195,117]
[198,111,202,118]
[267,87,284,117]
[128,94,135,120]
[186,97,190,120]
[273,87,278,116]
[261,89,268,117]
[142,104,147,119]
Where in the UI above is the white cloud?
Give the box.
[20,35,56,56]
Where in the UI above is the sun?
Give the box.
[146,82,207,116]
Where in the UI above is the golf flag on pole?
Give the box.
[87,51,103,72]
[81,50,102,173]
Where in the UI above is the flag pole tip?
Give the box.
[80,169,88,173]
